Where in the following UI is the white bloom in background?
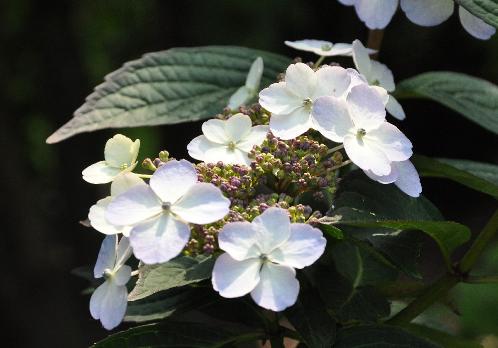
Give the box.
[82,134,140,184]
[90,235,133,330]
[338,0,495,40]
[364,160,422,197]
[212,207,326,311]
[88,172,146,236]
[187,114,268,166]
[259,62,351,139]
[228,57,264,110]
[106,159,230,264]
[352,40,405,120]
[285,39,361,57]
[313,84,412,176]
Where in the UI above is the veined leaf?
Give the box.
[456,0,498,29]
[47,46,290,143]
[395,72,498,134]
[413,155,498,199]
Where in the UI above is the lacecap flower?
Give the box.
[228,57,264,110]
[364,159,422,197]
[90,235,132,330]
[259,62,351,140]
[338,0,495,40]
[212,207,326,311]
[352,40,405,120]
[82,134,140,184]
[88,172,145,237]
[285,39,360,57]
[187,113,269,166]
[106,159,230,264]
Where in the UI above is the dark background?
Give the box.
[0,1,496,347]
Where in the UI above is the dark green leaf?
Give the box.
[403,324,482,348]
[334,325,441,347]
[92,320,264,348]
[455,0,498,29]
[47,46,290,143]
[413,155,498,199]
[318,224,344,240]
[129,255,214,301]
[395,72,498,134]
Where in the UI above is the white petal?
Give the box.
[150,159,198,204]
[202,119,229,144]
[225,113,252,142]
[364,165,399,184]
[338,0,355,5]
[94,235,117,278]
[285,63,317,98]
[245,57,264,89]
[212,253,262,298]
[459,6,496,40]
[371,86,390,106]
[327,43,355,57]
[187,135,219,163]
[370,61,395,92]
[354,0,399,29]
[344,134,392,176]
[284,39,334,55]
[346,68,369,92]
[171,183,230,224]
[129,214,190,264]
[106,185,162,226]
[269,224,326,269]
[269,107,312,140]
[250,263,299,311]
[228,86,251,109]
[313,66,351,99]
[115,237,133,269]
[394,160,422,197]
[218,222,261,261]
[111,172,146,197]
[89,197,130,235]
[112,265,132,286]
[206,146,252,166]
[237,125,269,152]
[82,161,122,184]
[386,95,406,120]
[401,0,454,26]
[259,82,302,115]
[347,84,387,131]
[352,40,372,80]
[366,122,413,162]
[90,281,128,330]
[312,96,354,142]
[104,134,140,168]
[252,207,291,254]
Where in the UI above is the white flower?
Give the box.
[187,114,268,166]
[90,235,132,330]
[259,62,351,140]
[82,134,140,184]
[313,84,412,176]
[88,172,146,236]
[338,0,495,40]
[228,57,264,109]
[212,207,326,311]
[364,159,422,197]
[352,40,405,120]
[285,39,368,57]
[106,159,230,264]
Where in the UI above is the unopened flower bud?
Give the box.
[158,150,169,162]
[142,158,157,171]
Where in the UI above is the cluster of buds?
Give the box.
[217,103,271,126]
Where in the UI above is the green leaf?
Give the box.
[334,325,441,348]
[395,72,498,134]
[92,321,264,348]
[413,155,498,199]
[455,0,498,29]
[318,224,344,240]
[47,46,290,143]
[403,323,482,348]
[129,255,214,301]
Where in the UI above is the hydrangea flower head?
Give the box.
[106,159,230,264]
[212,207,326,311]
[259,62,351,139]
[82,134,140,184]
[187,113,269,166]
[228,57,264,109]
[313,84,412,176]
[90,235,132,330]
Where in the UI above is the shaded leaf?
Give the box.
[456,0,498,28]
[403,324,481,348]
[48,46,290,143]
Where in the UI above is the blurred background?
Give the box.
[0,1,496,347]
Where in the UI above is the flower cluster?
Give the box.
[81,38,422,330]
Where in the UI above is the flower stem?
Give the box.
[329,159,351,171]
[135,173,152,179]
[326,144,344,155]
[367,29,384,59]
[313,56,326,69]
